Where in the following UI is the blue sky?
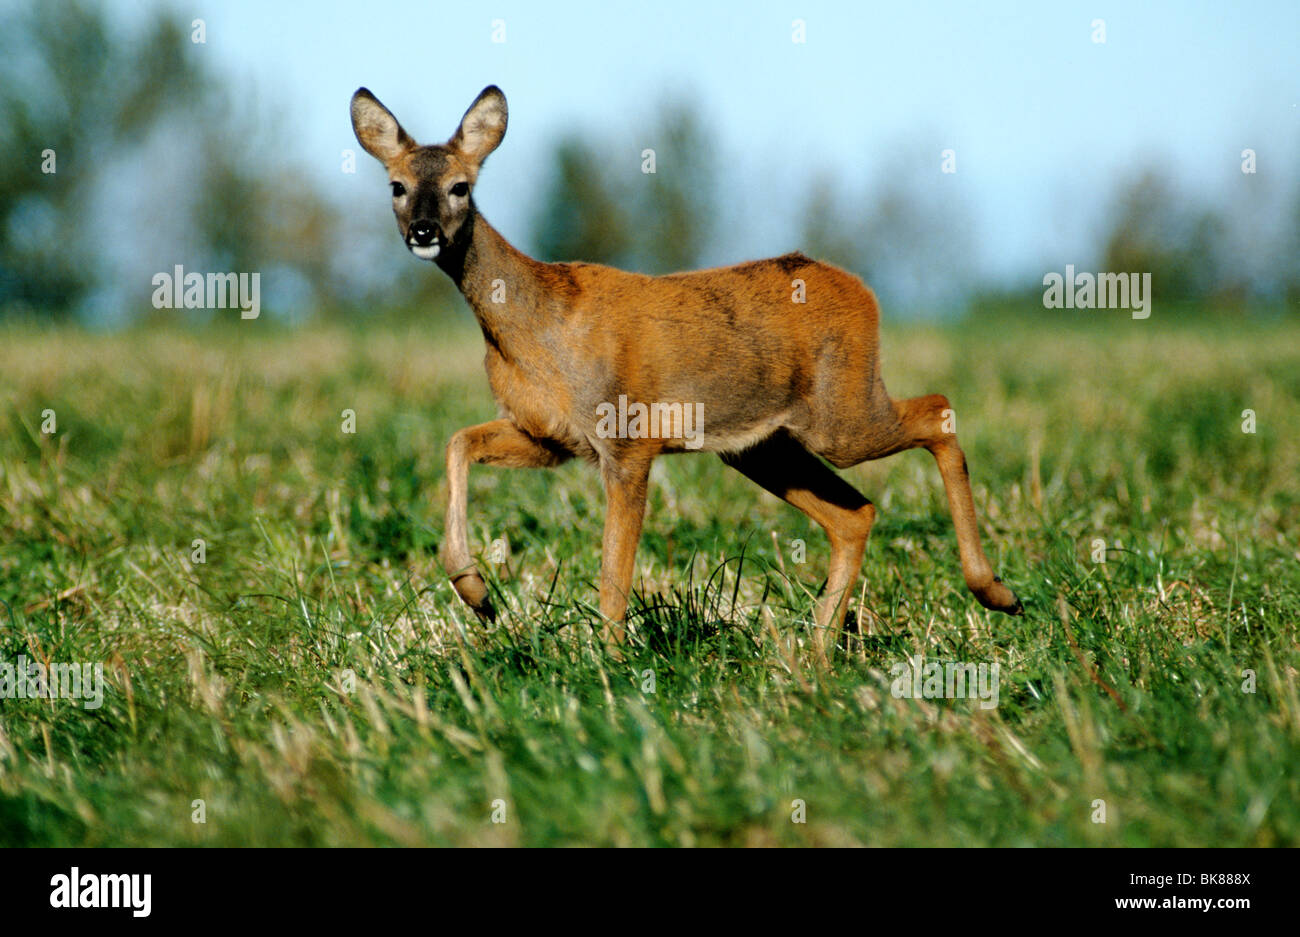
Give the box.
[123,0,1299,291]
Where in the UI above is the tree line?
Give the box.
[2,1,1296,323]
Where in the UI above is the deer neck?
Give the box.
[436,207,544,360]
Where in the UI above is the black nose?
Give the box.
[409,220,437,246]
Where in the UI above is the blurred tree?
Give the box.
[800,173,866,275]
[530,136,633,267]
[0,1,202,317]
[798,147,976,312]
[0,0,345,323]
[529,98,716,274]
[1100,168,1232,303]
[1289,188,1300,307]
[189,97,342,307]
[628,100,716,274]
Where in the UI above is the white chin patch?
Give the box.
[410,243,441,260]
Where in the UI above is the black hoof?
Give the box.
[980,576,1023,616]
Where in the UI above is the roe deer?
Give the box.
[350,85,1023,666]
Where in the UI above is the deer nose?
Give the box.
[409,220,438,246]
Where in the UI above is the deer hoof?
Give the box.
[976,577,1023,616]
[451,570,496,622]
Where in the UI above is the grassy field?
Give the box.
[1,307,1297,846]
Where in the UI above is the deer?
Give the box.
[350,84,1023,667]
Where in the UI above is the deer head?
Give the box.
[350,86,507,261]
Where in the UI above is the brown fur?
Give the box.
[351,85,1023,666]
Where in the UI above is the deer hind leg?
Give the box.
[894,394,1022,615]
[722,431,876,668]
[444,419,571,622]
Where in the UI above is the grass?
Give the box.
[1,306,1298,846]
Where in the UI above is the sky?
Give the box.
[115,0,1300,293]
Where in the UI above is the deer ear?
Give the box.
[450,86,508,166]
[351,88,414,165]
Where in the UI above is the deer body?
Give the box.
[456,213,897,463]
[352,85,1022,665]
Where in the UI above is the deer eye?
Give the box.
[450,181,469,197]
[390,181,406,198]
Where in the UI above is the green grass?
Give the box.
[1,308,1298,846]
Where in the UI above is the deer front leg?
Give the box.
[597,456,652,651]
[444,419,571,621]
